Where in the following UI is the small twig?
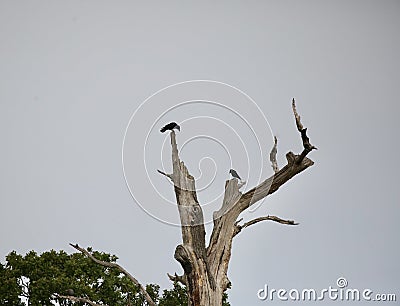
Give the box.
[69,243,156,306]
[157,169,173,180]
[55,294,106,306]
[234,218,243,227]
[233,215,298,236]
[292,99,317,163]
[269,136,279,173]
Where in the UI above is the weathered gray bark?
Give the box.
[160,99,317,306]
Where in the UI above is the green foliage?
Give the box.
[159,282,187,306]
[0,260,24,306]
[222,292,230,306]
[158,282,230,306]
[0,249,230,305]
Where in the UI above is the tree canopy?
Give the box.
[0,249,229,305]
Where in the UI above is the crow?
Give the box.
[160,122,180,133]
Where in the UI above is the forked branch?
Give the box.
[238,100,316,210]
[167,272,188,286]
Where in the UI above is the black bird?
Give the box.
[160,122,180,133]
[66,289,74,296]
[229,169,241,180]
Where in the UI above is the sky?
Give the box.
[0,1,399,305]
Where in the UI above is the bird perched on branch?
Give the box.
[160,122,180,133]
[229,169,241,180]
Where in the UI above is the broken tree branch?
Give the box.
[233,215,298,237]
[269,136,279,173]
[69,243,156,306]
[292,98,317,163]
[167,272,188,286]
[239,152,314,210]
[207,100,316,298]
[55,294,107,306]
[237,100,317,210]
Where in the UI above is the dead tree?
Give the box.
[157,99,317,306]
[65,99,316,306]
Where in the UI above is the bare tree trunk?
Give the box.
[167,131,219,305]
[160,99,316,306]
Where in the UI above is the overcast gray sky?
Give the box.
[1,1,399,305]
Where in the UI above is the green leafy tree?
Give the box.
[0,249,229,305]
